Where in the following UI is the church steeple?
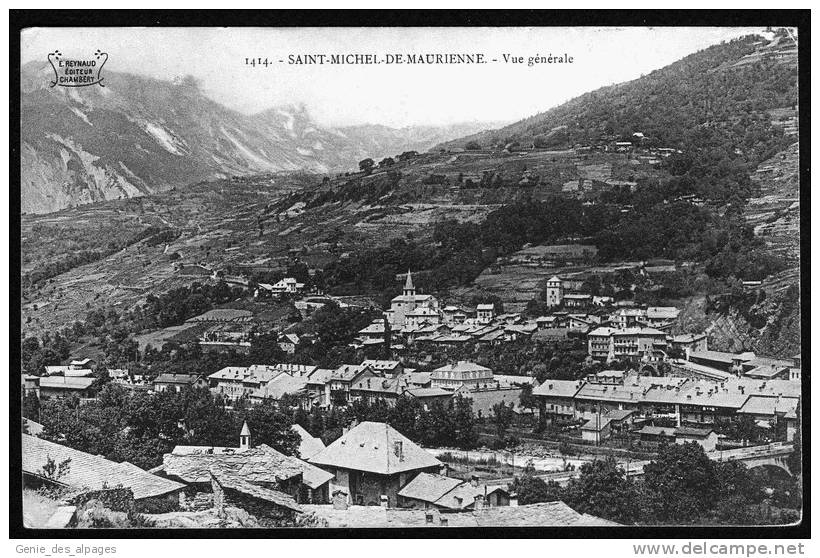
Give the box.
[403,270,416,297]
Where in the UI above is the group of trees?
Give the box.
[29,384,300,469]
[26,381,482,470]
[595,199,786,281]
[21,280,251,377]
[513,442,801,525]
[285,395,479,450]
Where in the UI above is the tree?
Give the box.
[642,442,720,523]
[40,455,72,481]
[450,396,479,449]
[562,457,646,524]
[378,157,395,168]
[240,399,301,456]
[519,384,537,414]
[465,140,481,150]
[22,392,40,421]
[492,402,514,437]
[512,474,563,505]
[358,158,375,175]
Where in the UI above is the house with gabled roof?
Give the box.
[308,421,443,507]
[22,434,184,509]
[153,373,207,393]
[361,359,404,376]
[397,472,510,511]
[160,423,333,504]
[38,376,96,399]
[533,379,585,423]
[348,373,410,407]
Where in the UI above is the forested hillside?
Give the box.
[440,31,798,203]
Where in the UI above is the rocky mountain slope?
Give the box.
[745,143,800,263]
[20,63,497,214]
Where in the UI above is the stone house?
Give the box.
[308,422,443,507]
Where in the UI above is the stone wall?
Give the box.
[68,488,135,513]
[223,490,296,526]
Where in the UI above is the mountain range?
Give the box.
[20,62,503,214]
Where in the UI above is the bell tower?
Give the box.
[239,421,251,451]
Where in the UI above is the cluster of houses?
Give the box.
[205,360,534,419]
[22,420,616,528]
[356,271,685,354]
[534,367,801,447]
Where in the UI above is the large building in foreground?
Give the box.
[308,421,442,507]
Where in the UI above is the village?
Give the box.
[21,269,801,529]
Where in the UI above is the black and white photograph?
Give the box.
[11,13,808,536]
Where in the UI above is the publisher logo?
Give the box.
[47,49,108,88]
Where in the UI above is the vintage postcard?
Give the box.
[13,18,806,534]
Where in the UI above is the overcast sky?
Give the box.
[21,27,769,128]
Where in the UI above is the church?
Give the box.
[386,271,440,329]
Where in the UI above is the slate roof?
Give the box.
[70,358,94,366]
[637,426,676,437]
[308,422,442,475]
[163,443,333,489]
[260,374,309,399]
[579,410,632,432]
[744,357,795,369]
[307,368,334,385]
[332,364,368,381]
[674,427,715,438]
[212,472,302,512]
[154,373,203,385]
[432,361,493,379]
[301,501,615,528]
[64,369,94,377]
[408,372,432,386]
[533,380,585,398]
[23,434,184,500]
[671,333,706,343]
[350,375,408,395]
[646,307,680,319]
[612,326,667,337]
[38,376,95,390]
[291,424,326,460]
[737,395,799,418]
[472,501,603,527]
[397,472,463,504]
[361,360,402,372]
[688,350,748,364]
[404,387,453,398]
